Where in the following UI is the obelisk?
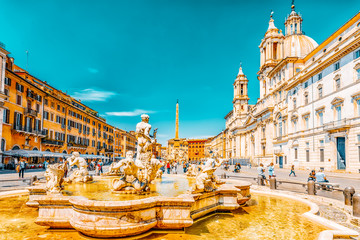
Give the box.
[175,100,179,139]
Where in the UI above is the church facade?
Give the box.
[223,5,360,172]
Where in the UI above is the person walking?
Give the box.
[166,161,170,174]
[289,165,296,177]
[44,160,49,170]
[19,158,26,179]
[98,160,103,174]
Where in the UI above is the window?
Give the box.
[3,109,10,124]
[44,99,48,106]
[293,99,297,109]
[304,81,308,88]
[16,95,22,105]
[354,49,360,59]
[43,111,49,120]
[306,149,310,162]
[334,62,340,71]
[318,87,323,98]
[358,99,360,116]
[318,73,322,81]
[305,117,309,129]
[319,112,324,126]
[335,78,341,90]
[50,113,54,121]
[356,69,360,80]
[357,134,360,143]
[36,104,40,112]
[57,105,60,111]
[16,83,24,92]
[320,139,324,147]
[4,88,9,98]
[4,77,11,86]
[320,149,324,162]
[304,94,309,105]
[294,148,298,159]
[14,112,22,128]
[293,120,297,132]
[336,106,341,121]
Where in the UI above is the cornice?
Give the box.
[285,38,360,91]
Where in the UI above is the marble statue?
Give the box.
[103,160,124,176]
[112,151,148,192]
[135,114,157,165]
[178,149,188,162]
[192,151,225,193]
[186,164,199,177]
[65,152,93,183]
[112,115,160,193]
[44,163,66,193]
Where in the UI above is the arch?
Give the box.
[12,145,20,150]
[333,74,341,80]
[62,150,67,154]
[45,149,51,152]
[32,147,39,151]
[292,140,299,147]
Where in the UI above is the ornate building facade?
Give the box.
[223,6,360,172]
[0,43,139,168]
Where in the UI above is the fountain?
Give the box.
[65,152,93,183]
[26,114,251,238]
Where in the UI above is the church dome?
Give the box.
[283,34,318,58]
[282,4,318,58]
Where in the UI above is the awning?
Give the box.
[2,150,109,159]
[2,150,43,157]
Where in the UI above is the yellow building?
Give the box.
[0,48,129,168]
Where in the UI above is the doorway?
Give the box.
[279,156,283,168]
[336,137,346,170]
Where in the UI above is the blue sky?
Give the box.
[0,0,358,145]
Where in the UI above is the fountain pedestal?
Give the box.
[29,180,250,238]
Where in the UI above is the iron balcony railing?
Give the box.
[25,108,38,117]
[41,139,64,146]
[324,119,351,131]
[13,124,46,136]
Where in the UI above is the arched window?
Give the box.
[12,145,20,150]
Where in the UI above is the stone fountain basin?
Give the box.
[30,178,251,238]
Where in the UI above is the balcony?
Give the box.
[105,148,113,153]
[12,125,46,137]
[42,138,64,147]
[324,119,351,133]
[25,108,38,117]
[68,142,88,149]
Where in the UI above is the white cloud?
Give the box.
[88,67,99,74]
[72,89,116,102]
[106,109,156,117]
